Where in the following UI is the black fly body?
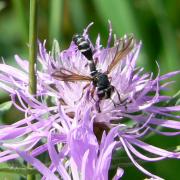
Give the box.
[72,34,113,101]
[52,34,134,112]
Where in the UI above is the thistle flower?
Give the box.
[0,22,179,179]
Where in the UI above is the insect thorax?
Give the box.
[93,72,110,88]
[94,72,112,99]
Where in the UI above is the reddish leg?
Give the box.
[89,86,101,112]
[95,99,101,113]
[75,83,90,104]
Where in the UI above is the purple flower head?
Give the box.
[0,22,179,179]
[66,110,122,180]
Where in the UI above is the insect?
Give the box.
[52,34,134,111]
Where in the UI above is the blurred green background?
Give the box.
[0,0,179,179]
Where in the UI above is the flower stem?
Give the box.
[28,0,37,179]
[29,0,37,95]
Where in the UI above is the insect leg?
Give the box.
[111,85,121,106]
[89,86,101,112]
[74,83,90,104]
[95,99,101,113]
[112,85,130,110]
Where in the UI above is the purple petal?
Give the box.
[47,130,71,179]
[113,168,124,180]
[127,138,179,158]
[160,71,180,81]
[15,55,29,72]
[120,137,164,180]
[15,150,59,179]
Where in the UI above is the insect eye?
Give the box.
[93,77,98,83]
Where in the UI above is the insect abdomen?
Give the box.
[72,34,93,60]
[72,34,97,76]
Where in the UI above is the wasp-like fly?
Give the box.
[52,34,134,111]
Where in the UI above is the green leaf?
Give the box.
[0,1,6,11]
[51,39,61,61]
[12,0,28,43]
[0,167,37,176]
[0,161,39,178]
[92,0,140,36]
[69,0,87,32]
[166,90,180,106]
[174,90,180,106]
[49,0,64,42]
[175,145,180,152]
[0,101,12,112]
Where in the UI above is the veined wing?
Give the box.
[106,35,135,74]
[52,68,92,82]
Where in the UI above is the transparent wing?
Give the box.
[52,68,92,82]
[106,35,135,74]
